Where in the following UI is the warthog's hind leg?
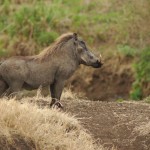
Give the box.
[0,79,8,97]
[4,81,23,98]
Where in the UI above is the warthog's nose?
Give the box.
[92,60,103,68]
[97,60,103,67]
[99,60,104,66]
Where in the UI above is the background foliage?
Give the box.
[0,0,150,100]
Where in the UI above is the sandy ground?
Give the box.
[61,99,150,150]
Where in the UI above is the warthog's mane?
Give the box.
[34,33,74,62]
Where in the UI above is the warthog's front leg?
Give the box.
[50,79,65,109]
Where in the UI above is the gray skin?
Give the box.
[0,33,103,108]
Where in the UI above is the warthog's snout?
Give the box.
[92,54,103,68]
[92,60,103,68]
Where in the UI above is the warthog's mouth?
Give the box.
[92,61,103,68]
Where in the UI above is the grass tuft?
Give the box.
[0,96,103,150]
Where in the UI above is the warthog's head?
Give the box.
[73,33,103,68]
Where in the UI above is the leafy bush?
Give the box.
[0,49,8,57]
[131,47,150,100]
[117,45,138,57]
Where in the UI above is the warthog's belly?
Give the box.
[23,82,38,90]
[23,82,47,90]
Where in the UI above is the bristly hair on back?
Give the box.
[34,33,75,62]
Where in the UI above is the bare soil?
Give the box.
[62,99,150,150]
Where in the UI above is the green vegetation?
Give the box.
[117,45,138,57]
[131,48,150,100]
[0,0,149,100]
[116,98,125,103]
[0,0,150,53]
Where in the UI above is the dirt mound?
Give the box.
[68,56,134,101]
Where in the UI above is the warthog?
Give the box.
[0,33,103,108]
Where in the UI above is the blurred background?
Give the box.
[0,0,149,101]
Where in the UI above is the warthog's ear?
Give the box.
[73,33,78,41]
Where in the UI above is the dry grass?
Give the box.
[134,121,150,136]
[0,95,105,150]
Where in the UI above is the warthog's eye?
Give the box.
[89,55,94,59]
[80,41,88,51]
[80,41,85,45]
[81,41,84,44]
[77,46,83,53]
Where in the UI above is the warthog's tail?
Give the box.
[0,60,4,77]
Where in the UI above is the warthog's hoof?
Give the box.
[53,101,64,109]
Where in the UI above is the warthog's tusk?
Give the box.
[99,54,102,59]
[99,54,104,65]
[81,56,87,63]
